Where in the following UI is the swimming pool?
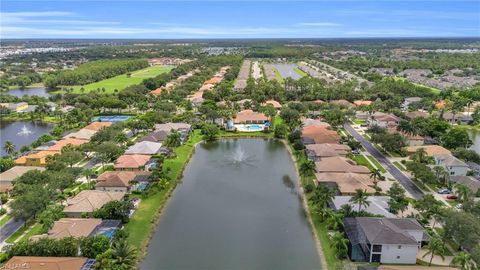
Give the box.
[234,124,265,132]
[92,115,131,123]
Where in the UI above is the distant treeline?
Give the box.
[44,59,148,88]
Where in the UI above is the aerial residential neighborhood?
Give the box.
[0,1,479,270]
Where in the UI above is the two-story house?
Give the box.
[433,154,470,176]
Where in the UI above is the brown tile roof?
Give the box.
[150,87,165,96]
[405,145,451,156]
[233,110,269,123]
[353,100,373,106]
[47,138,89,151]
[263,99,282,109]
[302,118,331,128]
[83,121,112,131]
[0,166,45,182]
[405,111,429,119]
[315,156,370,174]
[114,154,151,169]
[4,256,89,270]
[316,172,375,194]
[64,190,125,213]
[331,99,355,108]
[302,125,340,144]
[96,171,150,188]
[36,218,102,240]
[306,143,351,157]
[63,129,96,140]
[15,151,61,166]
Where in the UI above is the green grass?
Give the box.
[351,154,375,172]
[393,76,442,94]
[17,223,43,242]
[365,155,386,173]
[352,119,367,125]
[393,161,406,171]
[294,67,308,77]
[5,223,31,244]
[69,66,172,94]
[0,215,12,228]
[272,68,285,84]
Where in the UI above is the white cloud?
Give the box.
[296,22,342,27]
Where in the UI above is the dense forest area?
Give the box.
[44,59,149,88]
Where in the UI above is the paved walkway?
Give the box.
[344,124,424,199]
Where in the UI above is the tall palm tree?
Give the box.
[165,131,182,148]
[310,185,336,209]
[3,141,16,156]
[349,189,370,212]
[111,239,137,270]
[452,251,474,270]
[370,169,382,188]
[455,184,472,203]
[412,148,428,163]
[422,236,446,266]
[82,168,96,188]
[331,232,349,259]
[300,160,316,177]
[326,212,344,231]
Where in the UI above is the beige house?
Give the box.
[4,257,91,270]
[305,143,351,161]
[63,190,125,218]
[31,218,102,240]
[95,171,150,192]
[316,172,375,194]
[315,156,370,174]
[0,166,45,191]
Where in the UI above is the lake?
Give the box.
[468,129,480,154]
[0,120,54,156]
[4,87,50,98]
[140,139,322,270]
[272,63,303,80]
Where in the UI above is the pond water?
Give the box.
[140,139,322,270]
[0,120,53,156]
[272,63,302,80]
[3,87,50,98]
[468,130,480,154]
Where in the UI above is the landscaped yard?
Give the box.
[352,119,366,125]
[393,161,406,171]
[365,155,386,173]
[0,215,12,228]
[68,65,172,94]
[351,154,375,172]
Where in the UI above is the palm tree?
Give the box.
[310,185,336,209]
[412,147,428,164]
[331,232,349,259]
[82,168,96,188]
[111,239,137,269]
[165,131,182,148]
[3,141,16,156]
[455,184,472,203]
[349,189,370,212]
[326,212,344,230]
[452,251,474,270]
[369,169,382,188]
[115,133,129,146]
[422,236,446,266]
[300,160,316,177]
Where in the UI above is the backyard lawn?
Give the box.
[69,65,172,94]
[351,154,375,172]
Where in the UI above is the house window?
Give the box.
[397,256,400,259]
[398,245,402,249]
[372,245,382,252]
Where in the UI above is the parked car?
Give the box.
[446,195,458,200]
[352,149,361,155]
[437,188,451,194]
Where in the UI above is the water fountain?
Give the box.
[17,124,32,136]
[225,146,256,166]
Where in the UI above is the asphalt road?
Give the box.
[0,218,25,243]
[344,124,425,199]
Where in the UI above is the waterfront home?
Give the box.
[315,156,370,174]
[15,150,61,166]
[96,171,150,192]
[330,196,396,217]
[64,128,97,140]
[301,125,340,145]
[262,99,282,110]
[83,121,113,131]
[233,110,269,124]
[441,112,474,125]
[433,154,469,176]
[114,154,152,171]
[141,130,170,143]
[63,190,125,218]
[155,122,192,133]
[405,111,429,120]
[305,143,351,161]
[316,172,375,194]
[450,176,480,193]
[125,141,164,155]
[405,145,451,157]
[31,218,102,240]
[7,102,29,112]
[0,166,45,192]
[47,138,89,151]
[3,257,94,270]
[344,217,427,264]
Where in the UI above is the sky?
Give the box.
[1,1,479,39]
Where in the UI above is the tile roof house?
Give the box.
[301,125,340,145]
[405,145,451,157]
[403,133,424,147]
[315,156,369,174]
[450,176,480,193]
[64,129,97,140]
[369,114,401,129]
[31,218,102,240]
[47,138,89,151]
[63,190,125,218]
[0,166,45,186]
[83,121,113,131]
[96,171,150,192]
[316,172,375,194]
[302,118,331,128]
[331,99,355,109]
[305,143,351,161]
[15,151,61,166]
[433,154,470,176]
[154,122,192,132]
[125,141,163,155]
[141,130,170,143]
[262,99,282,109]
[344,217,427,264]
[233,110,269,124]
[114,154,152,171]
[405,111,429,120]
[353,100,373,106]
[330,196,396,217]
[3,256,94,270]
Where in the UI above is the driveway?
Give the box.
[0,218,24,243]
[344,124,424,199]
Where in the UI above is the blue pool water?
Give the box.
[246,125,263,131]
[92,115,131,122]
[137,182,149,191]
[99,228,116,239]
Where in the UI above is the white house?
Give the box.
[433,154,470,176]
[344,217,427,264]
